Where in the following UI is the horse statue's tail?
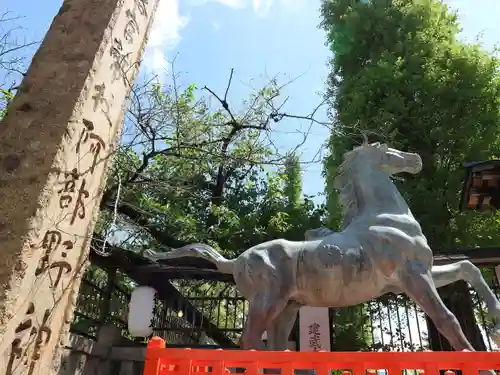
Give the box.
[143,243,236,274]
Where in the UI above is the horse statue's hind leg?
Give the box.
[238,250,297,351]
[240,291,290,350]
[261,303,302,375]
[266,302,301,350]
[432,261,500,346]
[230,290,290,351]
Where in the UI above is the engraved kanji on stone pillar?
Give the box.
[0,0,159,374]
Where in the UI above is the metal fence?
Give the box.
[71,266,132,339]
[151,281,246,347]
[71,264,500,351]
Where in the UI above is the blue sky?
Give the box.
[5,0,500,199]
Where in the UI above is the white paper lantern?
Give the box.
[128,286,157,337]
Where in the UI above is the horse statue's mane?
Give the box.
[334,142,386,227]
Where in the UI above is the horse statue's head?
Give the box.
[334,140,423,226]
[335,140,422,188]
[347,141,423,176]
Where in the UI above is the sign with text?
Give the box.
[299,306,331,352]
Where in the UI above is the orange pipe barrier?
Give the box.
[144,337,500,375]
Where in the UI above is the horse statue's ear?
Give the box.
[378,143,388,150]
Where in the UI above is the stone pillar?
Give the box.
[0,0,159,374]
[87,325,124,375]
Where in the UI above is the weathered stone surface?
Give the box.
[58,332,145,375]
[0,0,158,374]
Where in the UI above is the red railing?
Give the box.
[144,337,500,375]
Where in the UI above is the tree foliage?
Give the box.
[0,11,36,120]
[321,0,500,251]
[98,67,327,258]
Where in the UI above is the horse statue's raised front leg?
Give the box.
[400,259,496,375]
[431,261,500,346]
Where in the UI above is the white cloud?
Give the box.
[189,0,246,8]
[143,0,189,77]
[252,0,273,17]
[188,0,305,18]
[215,0,246,7]
[279,0,308,12]
[142,0,307,79]
[252,0,306,18]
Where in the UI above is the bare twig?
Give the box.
[100,66,327,249]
